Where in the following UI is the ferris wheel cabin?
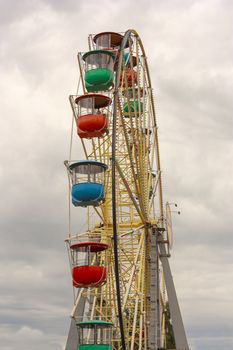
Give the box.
[120,53,138,87]
[75,94,111,138]
[77,320,113,350]
[93,31,126,70]
[82,50,115,92]
[68,161,108,207]
[123,53,137,67]
[123,100,143,117]
[70,242,108,288]
[123,87,143,117]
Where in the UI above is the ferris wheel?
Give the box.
[64,30,190,350]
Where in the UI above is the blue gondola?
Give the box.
[68,160,108,207]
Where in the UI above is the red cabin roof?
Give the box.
[75,93,112,109]
[70,241,108,252]
[93,32,124,47]
[127,55,137,67]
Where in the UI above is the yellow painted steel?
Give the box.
[67,30,169,350]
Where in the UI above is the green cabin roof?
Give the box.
[76,320,113,328]
[82,50,116,61]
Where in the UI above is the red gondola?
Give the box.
[75,94,111,138]
[120,68,138,87]
[70,242,108,288]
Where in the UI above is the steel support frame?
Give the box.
[158,233,190,350]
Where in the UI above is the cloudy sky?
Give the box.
[0,0,233,349]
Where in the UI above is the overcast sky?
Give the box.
[0,0,233,349]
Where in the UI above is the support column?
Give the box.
[159,239,190,350]
[65,293,85,350]
[148,228,161,350]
